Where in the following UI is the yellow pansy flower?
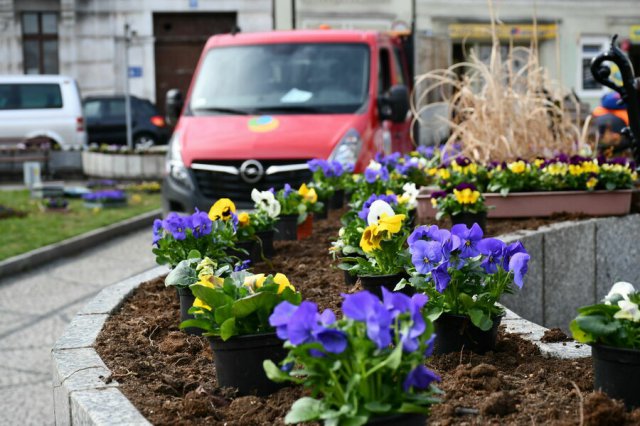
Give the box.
[238,212,250,227]
[377,213,405,235]
[533,158,545,168]
[427,167,438,176]
[544,163,567,176]
[582,161,599,174]
[586,177,598,189]
[507,160,527,174]
[430,198,438,208]
[192,274,224,311]
[250,273,296,294]
[453,188,480,205]
[398,194,410,204]
[437,168,450,180]
[209,198,236,221]
[298,183,318,203]
[360,224,383,253]
[462,164,478,175]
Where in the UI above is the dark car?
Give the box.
[83,95,170,146]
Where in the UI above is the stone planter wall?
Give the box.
[500,214,640,332]
[82,152,165,179]
[49,151,83,175]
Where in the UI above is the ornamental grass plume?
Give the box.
[411,1,590,163]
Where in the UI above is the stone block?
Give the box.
[595,214,640,300]
[500,232,544,325]
[70,388,151,426]
[51,348,112,388]
[542,220,596,332]
[54,384,71,426]
[52,314,108,350]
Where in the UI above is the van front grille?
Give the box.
[190,159,311,205]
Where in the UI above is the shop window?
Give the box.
[578,36,609,95]
[22,12,59,74]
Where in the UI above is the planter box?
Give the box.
[82,151,165,179]
[417,188,632,221]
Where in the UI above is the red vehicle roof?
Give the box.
[204,29,390,49]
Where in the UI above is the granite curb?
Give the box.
[52,265,169,426]
[0,209,162,279]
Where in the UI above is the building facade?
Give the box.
[1,0,639,109]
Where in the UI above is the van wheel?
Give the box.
[133,133,156,149]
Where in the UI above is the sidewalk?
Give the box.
[0,228,157,425]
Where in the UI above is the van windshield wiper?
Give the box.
[192,106,253,115]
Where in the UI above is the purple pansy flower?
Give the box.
[451,223,483,258]
[269,301,299,340]
[403,365,441,391]
[190,208,212,238]
[152,218,163,245]
[477,238,506,274]
[432,262,451,293]
[410,240,443,275]
[509,252,530,288]
[163,213,188,240]
[342,291,392,349]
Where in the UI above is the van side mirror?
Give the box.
[378,84,410,123]
[166,89,183,125]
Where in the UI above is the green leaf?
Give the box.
[165,259,198,288]
[263,360,290,383]
[339,416,368,426]
[214,304,233,324]
[190,285,232,309]
[569,319,593,343]
[232,292,278,318]
[220,317,236,340]
[187,249,201,259]
[576,315,620,336]
[469,309,494,331]
[179,319,213,332]
[398,402,430,414]
[500,187,510,197]
[364,402,392,413]
[284,397,324,424]
[458,293,474,310]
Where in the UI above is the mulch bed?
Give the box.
[95,210,640,425]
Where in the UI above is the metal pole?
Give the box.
[124,23,133,150]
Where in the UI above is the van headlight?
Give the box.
[166,132,193,189]
[329,128,362,166]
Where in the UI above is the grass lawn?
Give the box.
[0,190,161,261]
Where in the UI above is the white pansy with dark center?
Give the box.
[604,281,636,304]
[367,160,382,171]
[367,200,395,226]
[614,300,640,322]
[251,189,281,218]
[402,182,419,209]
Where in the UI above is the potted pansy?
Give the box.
[339,200,410,297]
[264,290,441,425]
[402,223,530,354]
[180,262,302,396]
[430,183,488,231]
[307,158,353,213]
[249,188,281,258]
[349,160,397,208]
[275,183,319,240]
[82,189,127,208]
[153,207,239,334]
[298,183,322,238]
[570,281,640,409]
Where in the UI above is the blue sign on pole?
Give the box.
[128,66,143,78]
[189,0,198,9]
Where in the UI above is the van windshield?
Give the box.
[189,43,370,115]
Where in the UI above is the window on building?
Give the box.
[22,12,59,75]
[579,36,609,95]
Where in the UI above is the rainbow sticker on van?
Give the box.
[248,115,279,133]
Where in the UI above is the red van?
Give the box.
[163,30,413,212]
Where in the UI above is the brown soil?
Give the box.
[541,327,573,343]
[95,210,640,425]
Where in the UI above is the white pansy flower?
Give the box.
[614,300,640,322]
[367,160,382,171]
[251,188,281,218]
[367,200,395,226]
[338,227,345,237]
[401,182,419,209]
[604,281,636,304]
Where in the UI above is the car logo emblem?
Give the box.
[239,159,264,184]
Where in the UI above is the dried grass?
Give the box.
[411,1,591,163]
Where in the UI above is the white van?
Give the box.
[0,75,86,149]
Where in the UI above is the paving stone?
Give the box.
[595,214,640,300]
[499,232,544,325]
[0,381,54,426]
[542,220,596,332]
[70,388,151,426]
[52,314,108,351]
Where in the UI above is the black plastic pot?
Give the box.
[255,229,275,259]
[366,413,427,425]
[358,273,413,298]
[274,214,298,241]
[450,212,487,233]
[592,344,640,409]
[207,332,287,396]
[315,202,328,220]
[176,287,202,336]
[344,270,358,287]
[330,189,345,209]
[433,313,502,355]
[230,240,255,262]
